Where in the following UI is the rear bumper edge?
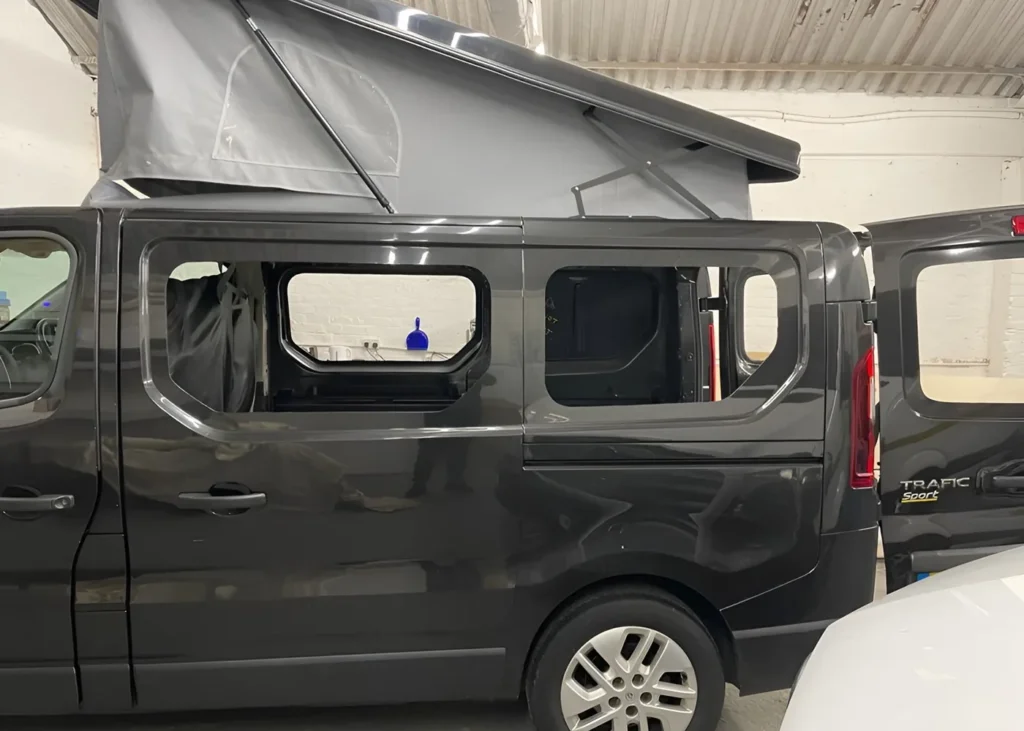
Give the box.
[911,544,1023,574]
[731,619,832,696]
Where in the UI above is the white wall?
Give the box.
[299,92,1024,369]
[6,7,1024,390]
[669,91,1024,379]
[0,1,98,317]
[0,2,98,207]
[287,273,476,361]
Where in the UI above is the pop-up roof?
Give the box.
[75,0,802,219]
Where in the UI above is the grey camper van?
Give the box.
[0,1,879,730]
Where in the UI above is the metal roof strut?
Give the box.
[229,0,396,213]
[573,108,719,220]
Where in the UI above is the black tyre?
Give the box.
[526,586,725,731]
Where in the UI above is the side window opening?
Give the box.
[162,259,488,414]
[285,272,477,364]
[0,237,73,402]
[542,261,785,410]
[544,266,694,407]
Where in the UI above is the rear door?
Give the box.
[872,207,1024,590]
[0,209,99,713]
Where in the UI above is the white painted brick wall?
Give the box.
[10,14,1024,392]
[273,94,1024,374]
[917,260,994,367]
[742,275,778,357]
[998,257,1024,378]
[669,91,1024,384]
[287,273,476,361]
[0,4,97,209]
[0,3,98,314]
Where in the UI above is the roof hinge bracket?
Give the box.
[571,107,718,220]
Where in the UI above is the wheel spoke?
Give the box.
[652,681,697,699]
[611,714,631,731]
[647,703,695,731]
[575,650,615,692]
[648,638,695,686]
[629,628,658,673]
[589,626,631,674]
[561,677,607,720]
[574,707,618,731]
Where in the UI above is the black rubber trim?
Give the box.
[732,618,833,640]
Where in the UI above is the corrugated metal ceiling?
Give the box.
[543,0,1024,97]
[30,0,97,76]
[30,0,1024,97]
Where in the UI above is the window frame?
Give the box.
[278,264,487,373]
[0,231,79,410]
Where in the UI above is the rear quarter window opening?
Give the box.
[544,266,689,407]
[543,262,785,408]
[739,272,778,364]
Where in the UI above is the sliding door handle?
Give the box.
[175,491,267,511]
[0,494,75,513]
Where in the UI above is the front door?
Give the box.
[872,207,1024,590]
[0,210,99,713]
[117,212,524,711]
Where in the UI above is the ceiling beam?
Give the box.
[29,0,99,76]
[521,0,544,53]
[484,0,525,45]
[485,0,544,51]
[578,60,1024,80]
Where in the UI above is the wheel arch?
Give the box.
[518,573,737,694]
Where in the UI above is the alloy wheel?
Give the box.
[559,625,698,731]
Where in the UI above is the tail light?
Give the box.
[850,346,876,489]
[708,321,718,401]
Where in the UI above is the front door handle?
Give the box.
[0,494,75,513]
[175,491,267,511]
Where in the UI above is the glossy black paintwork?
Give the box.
[870,206,1024,589]
[0,210,99,714]
[725,526,877,693]
[818,223,871,303]
[0,203,879,715]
